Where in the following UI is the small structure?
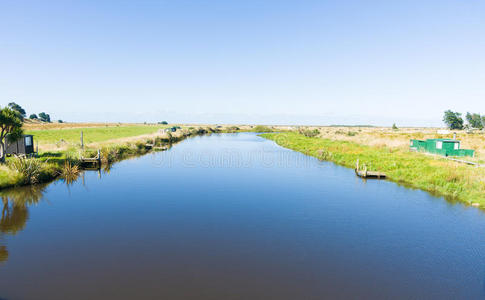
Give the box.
[410,139,474,157]
[6,135,35,156]
[80,150,101,169]
[355,159,386,179]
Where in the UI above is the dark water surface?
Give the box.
[1,133,484,299]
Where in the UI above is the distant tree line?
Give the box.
[443,110,485,130]
[7,102,55,123]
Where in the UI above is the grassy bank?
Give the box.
[0,125,208,190]
[261,132,485,207]
[283,125,485,162]
[1,122,282,190]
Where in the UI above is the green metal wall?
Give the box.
[410,139,474,157]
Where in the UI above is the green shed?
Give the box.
[410,139,474,157]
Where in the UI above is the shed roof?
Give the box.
[426,139,459,142]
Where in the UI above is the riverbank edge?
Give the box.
[260,132,485,208]
[0,130,209,191]
[0,128,279,190]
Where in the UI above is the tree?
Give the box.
[443,110,464,130]
[465,112,483,129]
[0,107,24,162]
[482,116,485,129]
[38,112,51,123]
[29,114,38,120]
[392,123,398,130]
[161,121,168,125]
[7,102,26,121]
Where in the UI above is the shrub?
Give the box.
[300,129,320,138]
[317,149,332,160]
[8,157,43,184]
[253,125,272,132]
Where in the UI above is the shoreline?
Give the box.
[260,132,485,208]
[1,125,277,191]
[0,128,213,191]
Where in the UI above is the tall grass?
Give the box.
[7,157,44,185]
[60,160,80,184]
[261,132,485,207]
[0,166,23,189]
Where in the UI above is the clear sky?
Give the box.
[1,0,484,126]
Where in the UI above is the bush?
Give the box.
[253,125,272,132]
[317,149,332,160]
[8,157,43,184]
[299,129,320,137]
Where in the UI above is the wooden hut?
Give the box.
[6,135,35,156]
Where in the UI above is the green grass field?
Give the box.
[0,124,173,190]
[26,125,168,145]
[261,132,485,207]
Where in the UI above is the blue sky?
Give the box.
[1,0,484,126]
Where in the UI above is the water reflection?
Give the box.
[0,185,47,264]
[0,134,484,299]
[0,245,7,263]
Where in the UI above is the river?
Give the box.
[0,133,484,299]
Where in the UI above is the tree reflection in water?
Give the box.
[0,245,7,263]
[0,167,108,264]
[0,184,47,264]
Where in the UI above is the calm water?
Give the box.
[1,133,484,299]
